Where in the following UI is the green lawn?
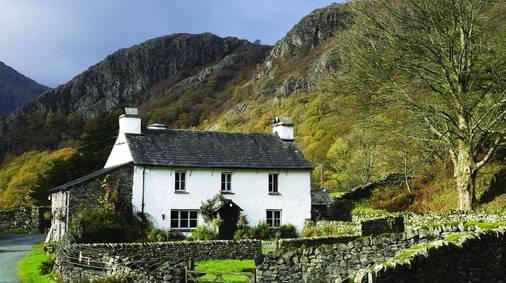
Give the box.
[194,259,256,282]
[18,243,56,283]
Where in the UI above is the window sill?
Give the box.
[170,228,195,232]
[174,191,189,194]
[220,191,235,195]
[269,192,282,196]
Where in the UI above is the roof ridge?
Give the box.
[126,128,276,137]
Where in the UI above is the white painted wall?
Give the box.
[131,166,311,233]
[47,191,70,242]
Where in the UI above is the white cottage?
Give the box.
[48,109,312,241]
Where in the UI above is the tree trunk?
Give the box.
[453,143,477,211]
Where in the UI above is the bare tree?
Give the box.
[354,0,506,210]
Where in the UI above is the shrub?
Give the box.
[301,221,359,237]
[146,228,167,242]
[250,222,275,240]
[279,224,298,238]
[234,223,298,240]
[69,208,151,243]
[39,257,55,275]
[191,225,218,240]
[234,226,252,240]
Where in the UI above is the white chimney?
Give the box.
[118,107,141,136]
[104,107,140,168]
[273,116,294,141]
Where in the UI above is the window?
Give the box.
[221,172,232,192]
[170,209,198,229]
[268,173,279,193]
[266,209,282,227]
[175,172,186,191]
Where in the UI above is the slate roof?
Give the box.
[125,129,312,169]
[49,163,132,193]
[311,188,333,206]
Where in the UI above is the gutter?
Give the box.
[141,166,146,214]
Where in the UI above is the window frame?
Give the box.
[221,172,232,192]
[268,173,279,194]
[266,209,282,228]
[170,209,198,230]
[175,171,186,191]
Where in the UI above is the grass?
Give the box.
[444,232,471,243]
[194,259,255,282]
[18,243,56,283]
[463,220,506,230]
[351,201,388,215]
[395,243,435,260]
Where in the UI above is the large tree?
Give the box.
[354,0,506,210]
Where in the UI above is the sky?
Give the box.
[0,0,343,87]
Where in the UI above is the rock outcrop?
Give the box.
[0,61,49,117]
[255,3,354,96]
[4,33,266,129]
[0,33,270,160]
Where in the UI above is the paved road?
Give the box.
[0,234,44,283]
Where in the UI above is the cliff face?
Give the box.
[0,3,351,162]
[255,3,353,96]
[0,33,270,160]
[0,62,49,117]
[5,33,266,128]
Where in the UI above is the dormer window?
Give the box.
[175,172,186,191]
[269,173,279,194]
[221,172,232,192]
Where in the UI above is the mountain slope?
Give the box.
[0,33,270,160]
[0,61,49,117]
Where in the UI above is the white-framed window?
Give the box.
[268,173,279,193]
[221,172,232,192]
[266,209,282,227]
[170,209,198,229]
[175,171,186,191]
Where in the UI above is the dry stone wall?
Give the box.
[0,206,49,233]
[56,234,261,283]
[256,223,481,282]
[345,226,506,283]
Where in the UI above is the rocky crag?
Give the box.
[0,61,49,117]
[0,33,270,160]
[0,3,355,163]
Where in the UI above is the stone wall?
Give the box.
[66,165,133,219]
[361,216,404,236]
[320,173,405,221]
[256,222,481,282]
[0,206,50,233]
[345,226,506,283]
[48,164,133,242]
[278,235,359,250]
[56,234,261,283]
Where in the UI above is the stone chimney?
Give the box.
[273,116,294,141]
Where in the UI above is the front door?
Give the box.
[217,203,241,240]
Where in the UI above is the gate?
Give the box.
[186,269,256,283]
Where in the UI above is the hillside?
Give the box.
[0,2,504,211]
[0,61,49,117]
[0,33,270,161]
